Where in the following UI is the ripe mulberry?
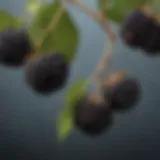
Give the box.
[0,28,33,66]
[75,94,113,136]
[25,53,69,95]
[104,77,141,112]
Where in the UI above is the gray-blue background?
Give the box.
[0,0,160,160]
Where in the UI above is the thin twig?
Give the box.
[93,38,114,103]
[63,0,115,41]
[64,0,116,102]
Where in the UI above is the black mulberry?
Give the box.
[121,9,156,48]
[142,21,160,54]
[0,28,33,66]
[104,76,141,112]
[75,94,113,136]
[25,53,69,95]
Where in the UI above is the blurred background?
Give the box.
[0,0,160,160]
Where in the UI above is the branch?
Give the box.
[64,0,116,102]
[63,0,115,41]
[93,37,114,103]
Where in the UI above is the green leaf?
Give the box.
[152,0,160,13]
[0,10,21,29]
[56,110,74,142]
[28,0,79,62]
[25,0,41,17]
[65,79,88,108]
[98,0,149,23]
[56,79,87,141]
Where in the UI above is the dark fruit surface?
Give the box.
[104,78,140,112]
[75,95,113,136]
[121,9,155,48]
[25,53,69,94]
[0,28,33,66]
[142,21,160,54]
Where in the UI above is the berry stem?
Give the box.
[140,0,160,21]
[92,34,115,103]
[63,0,115,41]
[139,1,153,16]
[64,0,116,102]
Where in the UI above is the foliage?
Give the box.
[0,10,21,29]
[25,0,41,17]
[57,79,87,141]
[0,0,158,142]
[28,0,79,62]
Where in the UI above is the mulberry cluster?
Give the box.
[121,9,160,55]
[74,72,141,135]
[0,4,159,139]
[0,27,69,95]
